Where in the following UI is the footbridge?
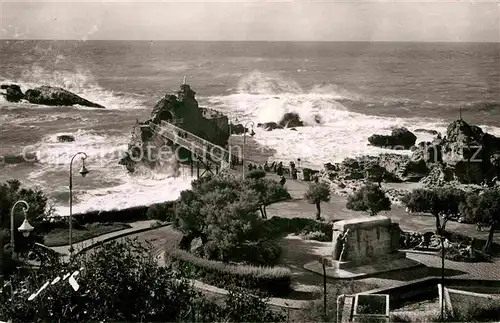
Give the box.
[149,121,238,178]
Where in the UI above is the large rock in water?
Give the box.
[368,127,417,150]
[57,135,75,142]
[0,84,24,102]
[278,112,304,128]
[24,86,105,108]
[257,122,283,131]
[121,83,230,172]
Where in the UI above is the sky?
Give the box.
[1,0,499,42]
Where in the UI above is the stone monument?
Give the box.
[329,215,403,269]
[305,216,424,278]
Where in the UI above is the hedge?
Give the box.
[67,201,176,224]
[168,248,292,297]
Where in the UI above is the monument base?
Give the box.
[304,252,425,279]
[327,251,407,269]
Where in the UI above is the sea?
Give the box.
[1,40,499,216]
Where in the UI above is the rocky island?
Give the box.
[0,84,105,108]
[120,83,231,172]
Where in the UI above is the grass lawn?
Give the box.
[43,222,132,247]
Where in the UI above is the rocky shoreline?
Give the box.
[262,119,500,205]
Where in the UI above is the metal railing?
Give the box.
[150,121,231,167]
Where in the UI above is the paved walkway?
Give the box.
[49,220,157,260]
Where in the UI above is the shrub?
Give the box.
[299,230,329,242]
[265,216,333,241]
[227,240,282,265]
[347,183,391,216]
[146,203,175,222]
[304,181,331,219]
[168,248,292,297]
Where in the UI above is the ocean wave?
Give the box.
[54,173,193,216]
[0,66,147,110]
[202,71,500,168]
[23,129,128,167]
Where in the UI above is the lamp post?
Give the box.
[0,200,34,290]
[242,121,255,179]
[436,214,450,322]
[69,152,89,258]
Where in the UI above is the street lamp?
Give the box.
[242,121,255,179]
[0,200,33,289]
[436,214,450,322]
[69,152,89,258]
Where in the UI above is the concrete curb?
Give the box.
[189,279,311,309]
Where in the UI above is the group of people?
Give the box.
[247,161,294,186]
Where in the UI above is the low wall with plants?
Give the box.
[167,248,292,297]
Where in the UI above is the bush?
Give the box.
[346,183,391,216]
[227,240,282,265]
[168,248,292,297]
[265,216,333,241]
[146,203,175,222]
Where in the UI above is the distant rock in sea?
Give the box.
[257,122,283,131]
[57,135,75,142]
[0,84,24,102]
[368,127,417,150]
[24,86,105,108]
[414,128,439,136]
[0,83,105,108]
[278,112,304,128]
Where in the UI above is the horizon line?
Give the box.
[1,39,499,44]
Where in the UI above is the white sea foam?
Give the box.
[25,129,128,167]
[54,173,193,216]
[1,66,147,110]
[208,71,500,168]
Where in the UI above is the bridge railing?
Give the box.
[150,121,231,166]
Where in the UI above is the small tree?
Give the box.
[304,182,331,220]
[244,177,291,219]
[402,187,465,234]
[365,164,386,187]
[346,184,391,216]
[173,175,273,262]
[475,188,500,253]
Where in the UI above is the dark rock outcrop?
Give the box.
[323,154,429,183]
[257,122,283,131]
[24,86,105,108]
[57,135,75,143]
[278,112,304,128]
[121,84,230,172]
[0,84,24,102]
[414,128,439,136]
[368,127,417,150]
[230,123,248,135]
[415,119,500,185]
